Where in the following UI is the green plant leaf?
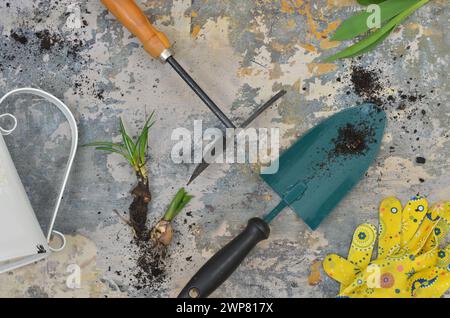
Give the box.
[84,114,155,175]
[83,141,134,165]
[143,111,156,129]
[137,126,149,165]
[325,0,429,62]
[176,194,193,213]
[357,0,386,5]
[119,117,137,166]
[164,189,184,221]
[81,141,126,151]
[132,144,140,166]
[94,146,132,163]
[172,188,186,208]
[342,25,395,59]
[332,0,420,41]
[137,113,155,165]
[163,188,193,221]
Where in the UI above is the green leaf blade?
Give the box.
[164,188,193,221]
[137,113,155,165]
[339,26,395,60]
[144,111,156,129]
[81,141,126,150]
[119,117,137,166]
[177,195,194,213]
[325,0,429,61]
[357,0,386,5]
[332,0,421,41]
[94,146,133,163]
[138,126,149,165]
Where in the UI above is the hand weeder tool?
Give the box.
[187,89,286,185]
[101,0,286,182]
[178,103,387,298]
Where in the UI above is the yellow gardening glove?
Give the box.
[323,196,449,297]
[323,223,377,293]
[323,196,429,292]
[408,201,450,297]
[421,201,450,253]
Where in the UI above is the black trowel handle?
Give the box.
[178,218,270,298]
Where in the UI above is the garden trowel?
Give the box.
[178,103,386,298]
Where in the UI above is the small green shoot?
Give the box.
[163,188,193,222]
[82,112,155,180]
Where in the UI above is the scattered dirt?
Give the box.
[416,156,426,164]
[2,28,88,72]
[331,123,374,157]
[350,65,427,110]
[95,88,105,101]
[35,29,61,51]
[344,64,435,154]
[351,66,382,104]
[133,241,167,291]
[10,30,28,45]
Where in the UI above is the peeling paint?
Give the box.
[0,235,126,298]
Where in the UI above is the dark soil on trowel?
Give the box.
[311,122,376,175]
[331,123,374,157]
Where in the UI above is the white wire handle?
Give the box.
[0,113,18,135]
[0,88,78,252]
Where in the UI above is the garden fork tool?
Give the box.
[101,0,286,182]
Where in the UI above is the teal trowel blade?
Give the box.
[261,103,386,230]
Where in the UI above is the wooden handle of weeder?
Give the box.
[101,0,171,58]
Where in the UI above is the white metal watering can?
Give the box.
[0,88,78,273]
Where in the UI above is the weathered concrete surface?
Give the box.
[0,0,448,297]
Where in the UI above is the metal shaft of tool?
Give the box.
[241,90,286,127]
[263,200,287,223]
[166,56,236,129]
[186,89,286,185]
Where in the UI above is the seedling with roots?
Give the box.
[83,114,154,240]
[83,113,192,249]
